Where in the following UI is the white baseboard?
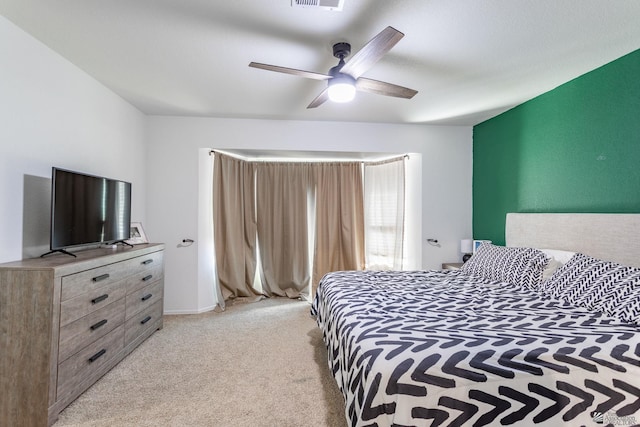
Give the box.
[163,304,218,315]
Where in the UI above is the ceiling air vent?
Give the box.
[291,0,344,11]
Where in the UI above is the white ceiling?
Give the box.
[2,0,640,125]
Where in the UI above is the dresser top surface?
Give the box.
[0,243,164,275]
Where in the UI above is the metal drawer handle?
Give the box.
[142,259,153,265]
[92,273,110,282]
[141,293,153,301]
[90,319,108,330]
[88,349,106,363]
[140,316,152,325]
[142,274,153,282]
[91,294,109,304]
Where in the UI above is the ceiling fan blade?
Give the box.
[340,26,404,79]
[307,88,330,108]
[356,78,418,99]
[249,62,330,81]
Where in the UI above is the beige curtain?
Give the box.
[212,155,365,302]
[212,153,260,300]
[256,162,314,299]
[312,162,365,293]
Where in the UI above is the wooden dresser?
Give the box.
[0,243,164,426]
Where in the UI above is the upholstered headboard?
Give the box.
[505,213,640,268]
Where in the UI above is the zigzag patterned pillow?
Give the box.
[543,253,640,324]
[612,287,640,324]
[540,253,597,300]
[461,243,549,290]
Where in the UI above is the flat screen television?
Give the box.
[44,167,132,257]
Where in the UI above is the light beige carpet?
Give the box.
[54,298,347,427]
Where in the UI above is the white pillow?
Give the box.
[540,249,576,264]
[540,249,576,280]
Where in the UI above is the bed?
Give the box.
[312,213,640,427]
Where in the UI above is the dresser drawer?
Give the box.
[126,279,163,320]
[57,324,125,400]
[58,299,126,362]
[60,279,127,327]
[61,250,164,301]
[125,300,162,346]
[126,264,164,295]
[134,249,163,271]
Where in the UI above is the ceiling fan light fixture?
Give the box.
[328,74,356,103]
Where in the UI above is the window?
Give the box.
[364,157,405,270]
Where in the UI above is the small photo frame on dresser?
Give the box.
[473,240,492,253]
[127,222,149,245]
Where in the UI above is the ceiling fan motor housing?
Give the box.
[329,42,351,76]
[332,42,351,59]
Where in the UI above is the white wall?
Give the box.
[147,116,473,314]
[0,13,473,313]
[0,16,147,263]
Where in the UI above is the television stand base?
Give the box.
[112,240,134,248]
[40,249,77,258]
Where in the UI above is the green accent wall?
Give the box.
[473,49,640,245]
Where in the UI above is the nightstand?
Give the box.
[441,262,463,270]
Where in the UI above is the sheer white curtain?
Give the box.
[364,157,405,270]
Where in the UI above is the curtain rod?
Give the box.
[210,150,409,162]
[362,154,409,166]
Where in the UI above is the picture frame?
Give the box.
[473,239,492,253]
[127,222,149,245]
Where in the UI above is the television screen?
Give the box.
[50,167,132,251]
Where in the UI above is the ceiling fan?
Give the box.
[249,26,418,108]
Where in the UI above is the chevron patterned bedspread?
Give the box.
[311,269,640,427]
